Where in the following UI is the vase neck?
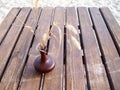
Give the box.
[40,51,47,62]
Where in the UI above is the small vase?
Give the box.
[34,48,55,73]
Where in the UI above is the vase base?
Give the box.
[34,55,55,73]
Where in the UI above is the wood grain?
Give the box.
[66,7,86,90]
[89,8,119,61]
[0,7,120,90]
[0,8,41,90]
[43,7,64,90]
[100,7,120,54]
[0,8,20,44]
[0,8,31,79]
[29,7,53,56]
[19,7,53,90]
[78,7,110,90]
[89,7,120,90]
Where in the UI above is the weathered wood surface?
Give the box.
[66,7,86,90]
[100,7,120,54]
[0,7,120,90]
[43,7,64,90]
[0,8,31,79]
[0,8,20,44]
[19,7,53,90]
[0,8,41,90]
[78,7,110,90]
[89,7,120,90]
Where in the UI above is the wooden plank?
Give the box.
[19,55,41,90]
[100,8,120,89]
[89,7,119,62]
[0,8,41,90]
[29,7,53,56]
[89,7,120,90]
[0,8,31,78]
[78,7,110,90]
[43,7,64,90]
[100,8,120,90]
[106,57,120,90]
[100,7,120,54]
[19,7,53,90]
[0,8,20,44]
[66,7,86,90]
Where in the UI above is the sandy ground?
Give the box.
[0,0,120,24]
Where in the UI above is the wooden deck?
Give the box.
[0,7,120,90]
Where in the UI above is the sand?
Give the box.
[0,0,120,24]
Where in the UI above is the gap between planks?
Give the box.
[43,7,65,90]
[19,7,54,90]
[0,8,21,45]
[0,8,31,81]
[0,8,41,90]
[0,6,118,90]
[78,7,110,90]
[89,7,120,90]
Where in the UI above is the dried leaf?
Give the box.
[36,43,41,51]
[53,22,58,26]
[43,33,50,44]
[40,41,45,49]
[66,24,78,35]
[38,33,50,49]
[53,22,62,47]
[25,25,34,33]
[39,49,47,53]
[50,31,57,39]
[71,36,81,50]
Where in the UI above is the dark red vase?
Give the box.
[34,49,55,73]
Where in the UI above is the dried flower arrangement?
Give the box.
[33,23,81,73]
[3,0,81,73]
[34,32,55,73]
